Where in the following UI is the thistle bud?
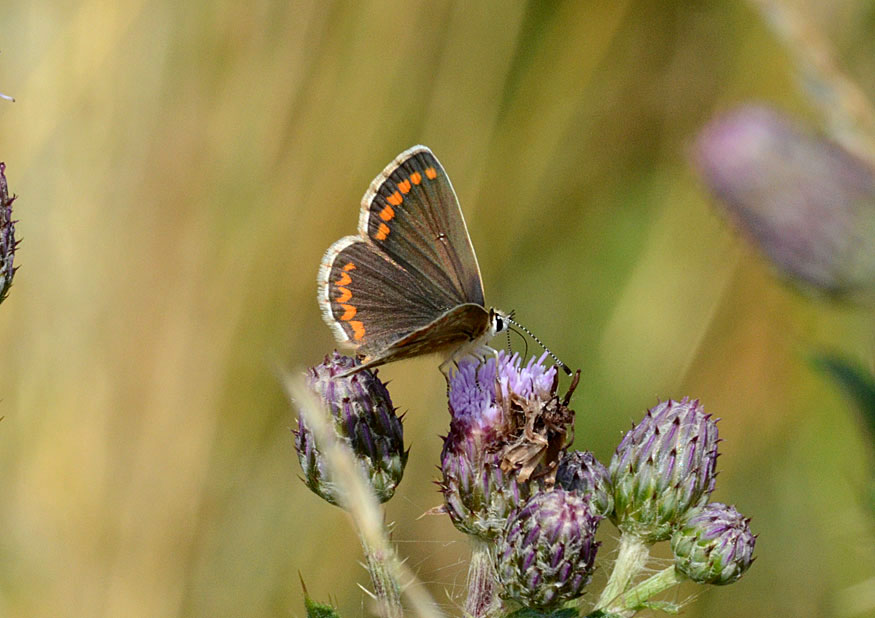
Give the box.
[0,163,17,304]
[671,502,756,585]
[694,105,875,303]
[294,352,407,506]
[609,398,719,543]
[440,443,529,540]
[496,489,601,610]
[556,450,614,518]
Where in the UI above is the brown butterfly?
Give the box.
[317,146,509,374]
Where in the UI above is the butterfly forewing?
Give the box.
[319,237,463,356]
[359,146,486,307]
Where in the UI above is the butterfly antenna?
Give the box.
[506,316,572,375]
[507,325,530,359]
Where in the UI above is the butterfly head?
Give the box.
[489,308,511,338]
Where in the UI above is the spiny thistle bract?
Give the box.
[671,502,756,585]
[609,398,719,543]
[294,352,407,506]
[496,488,601,610]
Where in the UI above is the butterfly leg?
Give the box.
[469,343,500,364]
[439,356,456,377]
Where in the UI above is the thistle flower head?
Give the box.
[294,352,407,506]
[556,450,614,518]
[440,352,574,539]
[671,502,756,585]
[694,105,875,303]
[0,163,17,304]
[609,398,719,543]
[496,489,601,610]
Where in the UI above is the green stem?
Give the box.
[593,535,649,612]
[585,568,685,618]
[464,538,501,618]
[362,539,404,618]
[610,567,684,614]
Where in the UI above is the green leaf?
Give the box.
[505,608,577,618]
[304,595,341,618]
[300,573,341,618]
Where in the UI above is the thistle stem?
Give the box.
[594,534,649,612]
[362,540,404,618]
[464,539,501,618]
[288,378,443,618]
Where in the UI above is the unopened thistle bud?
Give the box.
[671,502,756,585]
[609,398,719,543]
[496,489,601,610]
[556,450,614,518]
[694,105,875,303]
[294,352,407,506]
[0,163,17,304]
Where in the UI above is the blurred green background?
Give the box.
[0,1,873,616]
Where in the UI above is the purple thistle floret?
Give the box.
[496,489,601,610]
[294,352,407,506]
[0,163,17,304]
[609,398,719,543]
[495,352,558,403]
[440,352,571,539]
[671,502,756,585]
[447,352,557,438]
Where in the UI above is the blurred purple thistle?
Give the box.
[694,105,875,303]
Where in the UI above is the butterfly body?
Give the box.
[318,145,507,373]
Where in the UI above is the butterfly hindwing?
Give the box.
[354,303,492,371]
[358,146,486,308]
[318,236,465,357]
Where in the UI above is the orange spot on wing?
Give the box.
[410,172,422,185]
[386,191,403,206]
[336,287,352,303]
[374,222,390,240]
[379,205,394,221]
[350,320,366,341]
[339,304,357,321]
[397,179,411,194]
[336,272,352,287]
[425,167,437,179]
[343,262,356,271]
